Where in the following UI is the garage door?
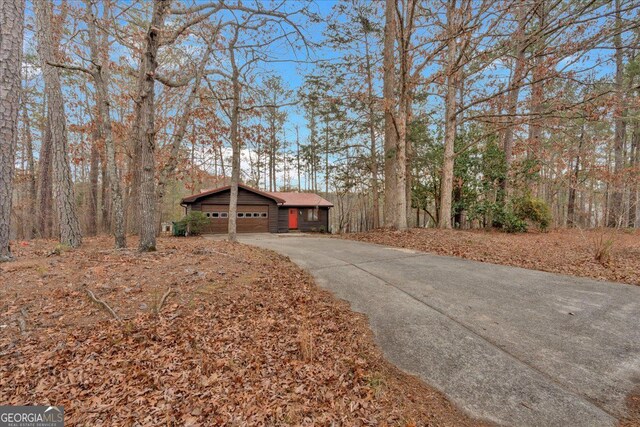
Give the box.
[200,204,269,233]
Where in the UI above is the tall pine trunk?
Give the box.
[38,118,54,238]
[0,0,25,261]
[85,0,125,247]
[22,103,37,239]
[382,0,397,228]
[34,0,82,248]
[629,120,639,227]
[567,123,585,227]
[439,0,459,229]
[363,31,379,229]
[608,0,626,227]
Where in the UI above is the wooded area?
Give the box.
[1,0,639,258]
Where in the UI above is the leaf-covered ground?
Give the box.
[341,228,640,286]
[0,236,480,426]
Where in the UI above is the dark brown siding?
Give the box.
[277,208,289,233]
[187,187,278,233]
[282,207,329,232]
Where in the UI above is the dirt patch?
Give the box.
[0,236,481,426]
[620,388,640,427]
[341,228,640,286]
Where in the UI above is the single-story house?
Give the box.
[180,184,333,234]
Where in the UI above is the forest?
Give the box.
[1,0,639,258]
[2,2,640,425]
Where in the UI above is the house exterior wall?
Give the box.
[183,187,332,233]
[186,187,279,233]
[277,207,290,233]
[282,207,330,232]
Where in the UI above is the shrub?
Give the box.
[512,195,552,231]
[492,204,528,233]
[589,228,617,265]
[174,211,209,236]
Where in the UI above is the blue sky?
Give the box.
[19,0,629,190]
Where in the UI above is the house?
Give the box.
[180,184,333,234]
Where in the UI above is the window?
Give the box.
[260,212,268,218]
[253,213,260,218]
[211,212,219,218]
[220,212,228,218]
[307,208,319,221]
[237,212,245,218]
[205,212,211,218]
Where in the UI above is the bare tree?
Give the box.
[227,25,242,243]
[134,0,170,251]
[156,39,215,223]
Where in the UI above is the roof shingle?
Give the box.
[181,184,333,207]
[266,192,333,207]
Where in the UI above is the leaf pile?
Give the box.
[0,237,478,426]
[343,228,640,286]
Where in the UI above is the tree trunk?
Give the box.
[396,0,417,230]
[100,148,111,232]
[22,103,37,239]
[395,93,408,231]
[35,0,82,248]
[364,31,379,229]
[97,75,126,248]
[630,119,639,227]
[608,0,626,227]
[0,0,25,261]
[85,0,125,248]
[87,130,100,236]
[37,117,54,238]
[528,0,546,196]
[134,0,168,251]
[229,53,240,242]
[567,123,585,227]
[382,0,397,228]
[439,1,459,229]
[325,115,330,194]
[296,125,301,191]
[405,92,413,226]
[501,5,528,200]
[227,31,241,242]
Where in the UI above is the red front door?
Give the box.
[288,208,298,229]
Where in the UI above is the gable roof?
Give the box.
[266,191,333,207]
[181,183,285,204]
[181,184,333,207]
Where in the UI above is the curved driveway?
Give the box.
[235,234,640,426]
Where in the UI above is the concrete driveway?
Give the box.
[232,234,640,426]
